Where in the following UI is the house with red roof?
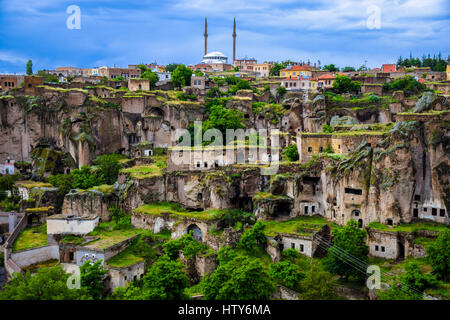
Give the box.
[382,64,397,73]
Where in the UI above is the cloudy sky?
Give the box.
[0,0,449,73]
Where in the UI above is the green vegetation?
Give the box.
[282,144,299,161]
[134,202,225,221]
[120,155,167,179]
[80,260,108,300]
[12,224,48,252]
[85,223,142,250]
[112,255,189,300]
[26,59,33,75]
[263,216,328,237]
[383,75,425,94]
[332,75,361,93]
[172,64,193,88]
[201,254,275,300]
[136,64,158,89]
[397,53,449,72]
[323,219,369,282]
[368,221,449,233]
[0,265,88,300]
[60,235,84,245]
[426,230,450,281]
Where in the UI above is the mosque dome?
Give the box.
[202,51,228,64]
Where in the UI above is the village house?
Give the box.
[280,65,314,78]
[97,66,141,79]
[128,78,150,91]
[253,63,271,78]
[317,73,335,89]
[0,75,24,92]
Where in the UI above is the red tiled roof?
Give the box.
[318,73,335,80]
[382,64,396,73]
[281,65,313,72]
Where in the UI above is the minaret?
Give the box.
[204,17,208,56]
[232,17,237,64]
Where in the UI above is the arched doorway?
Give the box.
[186,224,203,241]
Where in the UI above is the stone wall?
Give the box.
[10,245,59,268]
[47,215,99,235]
[107,260,146,292]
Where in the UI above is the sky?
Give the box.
[0,0,449,74]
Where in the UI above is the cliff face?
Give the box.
[0,88,205,168]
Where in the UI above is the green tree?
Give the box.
[269,60,293,76]
[137,64,159,89]
[201,255,275,300]
[376,279,420,300]
[342,66,356,72]
[96,154,122,185]
[135,255,189,300]
[79,260,108,300]
[426,230,450,281]
[299,268,336,300]
[276,85,287,103]
[26,60,33,75]
[70,166,104,189]
[48,173,74,197]
[165,63,179,73]
[399,261,438,292]
[323,219,369,281]
[202,103,245,135]
[269,261,305,291]
[332,75,361,94]
[322,124,334,133]
[323,64,339,72]
[172,64,193,88]
[382,75,425,94]
[37,70,59,83]
[237,221,267,252]
[282,144,299,162]
[194,70,204,76]
[0,266,86,300]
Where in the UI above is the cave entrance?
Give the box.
[238,197,253,212]
[398,242,405,260]
[186,224,203,242]
[274,201,291,217]
[358,219,363,228]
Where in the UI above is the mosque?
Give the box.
[200,17,236,65]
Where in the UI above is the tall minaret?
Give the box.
[204,17,208,56]
[232,17,237,64]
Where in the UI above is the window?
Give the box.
[413,208,419,217]
[308,147,312,152]
[300,244,304,252]
[196,162,200,168]
[381,246,385,252]
[375,245,379,251]
[204,162,208,168]
[304,206,309,215]
[197,193,203,201]
[414,195,421,201]
[291,243,295,249]
[345,188,363,195]
[432,208,437,216]
[423,207,427,212]
[440,209,446,217]
[319,147,323,152]
[387,219,393,226]
[312,206,315,213]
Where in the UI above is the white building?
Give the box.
[0,159,14,175]
[156,72,171,83]
[201,51,228,65]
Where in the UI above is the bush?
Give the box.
[322,124,334,133]
[269,261,305,290]
[282,144,299,162]
[332,75,361,94]
[238,221,267,252]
